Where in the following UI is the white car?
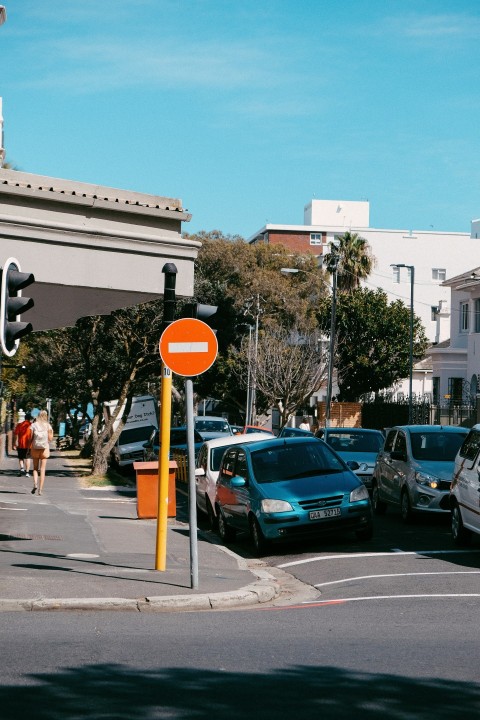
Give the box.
[195,433,268,527]
[450,424,480,544]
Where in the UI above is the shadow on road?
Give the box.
[2,663,479,719]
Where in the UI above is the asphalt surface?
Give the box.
[0,445,312,612]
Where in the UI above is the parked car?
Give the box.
[319,427,385,491]
[194,416,233,441]
[237,425,274,436]
[195,433,269,527]
[277,426,314,438]
[372,424,469,522]
[142,426,204,461]
[215,436,373,555]
[450,424,480,544]
[111,424,156,469]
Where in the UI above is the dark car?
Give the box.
[215,436,373,555]
[143,426,204,461]
[277,426,314,438]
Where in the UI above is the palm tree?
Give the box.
[323,231,375,292]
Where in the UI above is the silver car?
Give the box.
[372,425,468,522]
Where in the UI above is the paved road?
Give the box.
[203,507,480,608]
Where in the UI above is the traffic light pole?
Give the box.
[155,263,177,572]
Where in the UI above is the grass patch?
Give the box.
[60,448,135,488]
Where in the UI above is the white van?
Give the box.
[105,395,158,470]
[450,423,480,544]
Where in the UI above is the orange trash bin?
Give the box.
[133,461,177,519]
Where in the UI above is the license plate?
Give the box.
[309,507,341,520]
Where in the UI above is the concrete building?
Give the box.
[0,167,199,332]
[430,262,480,406]
[248,199,480,346]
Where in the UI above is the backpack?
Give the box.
[32,423,50,450]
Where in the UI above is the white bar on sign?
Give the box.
[168,341,209,354]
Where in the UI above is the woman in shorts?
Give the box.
[29,410,54,495]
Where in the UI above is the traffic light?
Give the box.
[180,303,219,332]
[0,257,35,357]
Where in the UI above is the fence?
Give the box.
[361,396,479,430]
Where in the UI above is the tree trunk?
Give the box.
[91,444,109,476]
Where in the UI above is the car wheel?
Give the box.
[206,496,217,531]
[372,482,387,515]
[400,488,414,524]
[356,521,373,541]
[451,501,471,546]
[217,507,236,543]
[250,516,269,556]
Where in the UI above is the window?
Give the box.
[475,299,480,332]
[310,233,323,246]
[432,268,446,282]
[448,378,463,404]
[431,306,439,321]
[393,266,400,283]
[432,377,440,405]
[460,301,470,332]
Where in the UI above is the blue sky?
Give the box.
[1,0,479,238]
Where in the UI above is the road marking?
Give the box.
[302,593,480,607]
[278,548,480,568]
[0,507,27,511]
[168,341,208,354]
[314,570,480,588]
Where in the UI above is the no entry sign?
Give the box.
[159,318,218,376]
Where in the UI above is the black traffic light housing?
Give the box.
[0,257,35,357]
[180,302,219,332]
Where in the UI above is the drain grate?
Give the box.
[0,533,62,541]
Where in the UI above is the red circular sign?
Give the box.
[159,318,218,376]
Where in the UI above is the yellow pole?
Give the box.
[155,364,172,570]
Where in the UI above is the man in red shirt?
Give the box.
[13,412,33,478]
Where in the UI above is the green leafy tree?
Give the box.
[25,302,164,475]
[323,231,375,293]
[182,231,327,419]
[317,287,428,401]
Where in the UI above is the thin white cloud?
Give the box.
[378,12,480,40]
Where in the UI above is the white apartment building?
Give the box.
[431,258,480,406]
[249,199,480,345]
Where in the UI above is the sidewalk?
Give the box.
[0,446,284,612]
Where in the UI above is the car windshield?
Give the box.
[409,431,467,461]
[326,431,383,454]
[251,442,345,483]
[119,426,154,444]
[195,419,230,433]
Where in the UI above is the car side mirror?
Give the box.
[231,475,246,488]
[347,460,360,470]
[391,450,407,462]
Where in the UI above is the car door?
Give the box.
[375,429,397,501]
[387,430,409,504]
[228,448,251,532]
[454,429,480,530]
[195,444,208,513]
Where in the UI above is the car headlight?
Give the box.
[350,485,369,502]
[415,472,440,489]
[261,499,294,513]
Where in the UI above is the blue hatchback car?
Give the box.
[215,436,373,554]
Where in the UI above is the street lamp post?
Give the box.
[325,248,339,427]
[393,263,415,423]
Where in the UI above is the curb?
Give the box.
[0,578,280,613]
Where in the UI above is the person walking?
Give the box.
[12,412,33,477]
[29,410,54,495]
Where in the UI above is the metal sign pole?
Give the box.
[185,378,198,589]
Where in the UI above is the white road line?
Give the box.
[315,570,480,588]
[302,593,480,606]
[0,507,27,511]
[278,548,480,568]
